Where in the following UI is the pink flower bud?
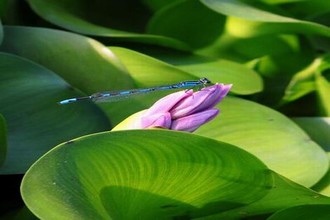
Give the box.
[140,83,232,132]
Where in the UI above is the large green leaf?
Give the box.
[267,204,330,220]
[199,171,330,219]
[201,0,330,37]
[21,129,272,219]
[147,0,225,48]
[195,96,329,187]
[110,47,262,95]
[0,114,6,166]
[26,0,189,50]
[0,53,110,174]
[0,26,133,95]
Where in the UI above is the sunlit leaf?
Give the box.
[21,129,272,219]
[201,0,330,37]
[312,153,330,197]
[292,117,330,196]
[195,96,329,187]
[316,73,330,116]
[98,47,261,125]
[110,47,262,95]
[0,53,110,174]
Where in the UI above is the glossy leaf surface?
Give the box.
[196,97,329,187]
[21,130,272,219]
[0,53,110,174]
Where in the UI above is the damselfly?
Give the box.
[58,77,211,105]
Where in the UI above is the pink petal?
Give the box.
[141,112,172,129]
[171,84,231,118]
[144,90,193,116]
[171,109,219,132]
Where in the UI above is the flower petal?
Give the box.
[171,84,231,118]
[143,90,193,116]
[171,109,219,132]
[141,112,172,129]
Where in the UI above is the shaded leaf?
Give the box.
[26,0,190,50]
[199,171,330,219]
[280,54,330,115]
[0,19,2,45]
[281,57,320,104]
[267,204,330,220]
[293,117,330,151]
[0,52,110,174]
[21,129,272,219]
[195,96,329,187]
[0,26,134,95]
[142,0,179,12]
[0,114,6,166]
[147,0,225,48]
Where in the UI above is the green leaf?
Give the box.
[100,46,261,125]
[110,47,262,95]
[26,0,189,50]
[0,0,9,18]
[261,0,309,4]
[281,58,320,104]
[142,0,179,11]
[200,171,330,219]
[97,46,198,125]
[195,97,329,187]
[201,0,330,37]
[21,129,272,219]
[0,114,6,166]
[110,47,195,87]
[283,0,330,17]
[281,54,330,109]
[147,0,225,48]
[293,117,330,151]
[0,19,2,45]
[312,153,330,197]
[0,53,110,174]
[267,204,330,220]
[292,117,330,196]
[316,72,330,116]
[0,26,134,95]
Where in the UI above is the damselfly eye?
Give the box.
[200,77,211,85]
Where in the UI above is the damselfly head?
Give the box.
[200,77,211,85]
